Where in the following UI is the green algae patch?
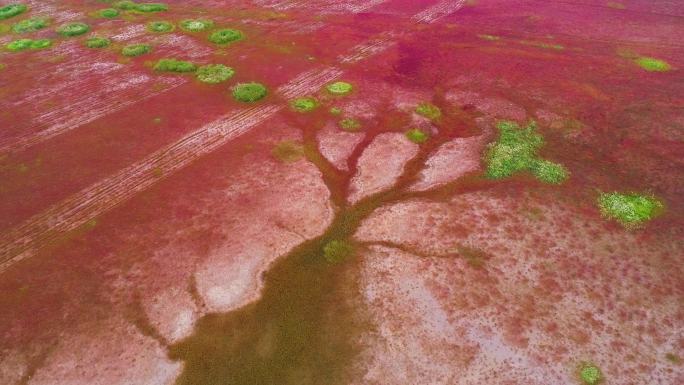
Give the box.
[339,117,361,132]
[323,240,355,264]
[405,128,429,144]
[579,363,602,385]
[634,57,671,72]
[0,4,27,20]
[180,19,213,32]
[485,120,568,184]
[290,96,318,112]
[272,140,304,163]
[98,8,120,18]
[153,58,196,72]
[57,22,90,37]
[147,20,174,33]
[597,192,663,228]
[122,43,151,56]
[415,102,441,120]
[196,64,234,83]
[5,38,51,51]
[85,37,111,48]
[209,28,243,44]
[12,17,48,33]
[232,82,267,102]
[326,81,352,95]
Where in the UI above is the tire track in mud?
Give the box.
[0,0,467,273]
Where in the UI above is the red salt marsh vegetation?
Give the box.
[0,1,682,384]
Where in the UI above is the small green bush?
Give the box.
[196,64,234,83]
[85,37,111,48]
[290,97,318,112]
[415,102,441,120]
[208,28,243,44]
[98,8,120,18]
[121,43,151,56]
[329,107,342,115]
[12,17,48,33]
[531,159,568,184]
[326,81,352,95]
[147,20,174,33]
[597,192,663,228]
[134,3,168,13]
[6,38,51,51]
[0,4,27,20]
[338,118,361,132]
[323,240,354,264]
[579,363,602,385]
[634,57,671,72]
[113,1,137,10]
[405,128,429,143]
[180,19,213,32]
[57,22,90,37]
[232,82,267,102]
[153,58,196,72]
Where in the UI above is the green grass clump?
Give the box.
[415,102,441,120]
[329,107,342,115]
[338,118,361,132]
[579,363,602,385]
[323,240,355,264]
[113,0,137,10]
[195,64,234,83]
[405,128,429,143]
[134,3,168,12]
[147,20,174,33]
[179,19,213,32]
[57,22,90,37]
[597,192,663,228]
[153,58,196,72]
[12,17,48,33]
[326,81,352,95]
[5,38,51,51]
[485,120,568,184]
[0,4,27,20]
[634,57,671,72]
[121,43,151,56]
[232,82,267,102]
[98,8,120,18]
[85,37,111,48]
[290,97,318,112]
[272,140,304,163]
[208,28,243,44]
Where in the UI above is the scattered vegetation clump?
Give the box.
[113,1,167,12]
[121,43,151,56]
[147,20,174,33]
[634,57,671,72]
[12,17,48,33]
[272,140,304,163]
[322,240,355,264]
[98,8,120,18]
[597,192,663,228]
[326,81,353,95]
[113,0,137,10]
[57,22,90,37]
[405,128,429,143]
[232,82,267,102]
[5,38,51,51]
[195,64,234,83]
[0,3,27,20]
[579,363,602,385]
[338,117,361,132]
[329,107,342,115]
[208,28,243,44]
[484,120,568,184]
[179,19,213,32]
[290,96,318,112]
[415,102,441,120]
[153,58,196,72]
[85,37,111,48]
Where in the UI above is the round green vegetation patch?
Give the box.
[153,58,196,73]
[597,192,663,228]
[57,22,89,37]
[180,19,213,32]
[98,8,119,18]
[634,57,671,72]
[531,159,568,184]
[208,28,243,44]
[405,128,429,143]
[339,117,361,132]
[579,363,602,385]
[113,1,137,10]
[85,37,110,48]
[135,3,168,13]
[147,20,174,33]
[323,240,355,264]
[0,4,27,20]
[329,107,342,115]
[232,82,267,102]
[415,102,441,120]
[326,81,352,95]
[5,38,51,51]
[290,97,318,112]
[121,43,151,56]
[12,17,48,33]
[196,64,234,83]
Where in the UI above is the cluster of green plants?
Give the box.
[180,19,213,32]
[634,56,671,72]
[597,192,663,228]
[326,81,353,95]
[57,22,90,37]
[98,8,120,18]
[195,64,235,83]
[208,28,243,44]
[153,58,196,72]
[121,43,151,56]
[0,3,27,20]
[11,17,48,33]
[232,82,268,102]
[113,1,168,13]
[84,37,111,48]
[405,128,429,143]
[147,20,174,33]
[5,38,51,51]
[290,96,318,112]
[579,363,602,385]
[415,102,441,120]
